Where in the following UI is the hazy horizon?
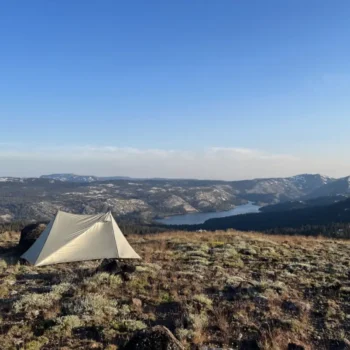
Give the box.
[1,144,350,181]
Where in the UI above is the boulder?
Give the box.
[18,223,47,253]
[132,298,143,309]
[123,325,183,350]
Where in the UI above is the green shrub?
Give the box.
[193,294,213,309]
[0,284,9,298]
[159,291,173,303]
[111,319,147,332]
[66,293,118,323]
[25,337,49,350]
[14,293,57,314]
[0,259,7,272]
[51,315,82,336]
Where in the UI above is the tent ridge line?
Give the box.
[110,213,120,259]
[35,212,60,263]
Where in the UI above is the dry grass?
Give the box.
[0,229,349,349]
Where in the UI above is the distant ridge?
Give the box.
[40,173,132,183]
[39,172,335,184]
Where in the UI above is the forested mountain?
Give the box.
[260,195,348,213]
[186,197,350,238]
[305,176,350,198]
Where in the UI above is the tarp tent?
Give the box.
[21,211,141,266]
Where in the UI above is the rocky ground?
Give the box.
[0,230,350,349]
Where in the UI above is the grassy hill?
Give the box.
[0,230,349,349]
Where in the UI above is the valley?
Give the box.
[0,173,338,225]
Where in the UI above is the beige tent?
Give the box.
[21,211,140,266]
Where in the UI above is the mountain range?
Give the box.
[40,174,132,182]
[304,176,350,198]
[0,172,349,225]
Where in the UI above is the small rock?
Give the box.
[266,270,276,279]
[282,300,301,315]
[33,310,40,317]
[254,295,269,308]
[123,325,183,350]
[240,248,257,256]
[96,259,136,281]
[132,298,142,309]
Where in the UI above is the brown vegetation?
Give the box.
[0,229,349,349]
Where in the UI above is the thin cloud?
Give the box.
[0,144,348,180]
[209,147,257,154]
[209,147,299,161]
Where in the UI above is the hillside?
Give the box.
[192,198,350,237]
[305,176,350,199]
[260,195,348,213]
[0,174,336,224]
[0,230,349,349]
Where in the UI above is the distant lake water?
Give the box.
[156,202,261,225]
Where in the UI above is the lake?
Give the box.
[156,202,261,225]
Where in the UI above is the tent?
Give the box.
[21,210,141,266]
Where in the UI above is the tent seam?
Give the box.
[35,211,61,263]
[110,212,120,258]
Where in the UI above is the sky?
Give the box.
[1,1,350,180]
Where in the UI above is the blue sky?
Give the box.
[1,1,350,179]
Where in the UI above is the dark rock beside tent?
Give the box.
[18,223,47,253]
[97,259,136,280]
[123,325,184,350]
